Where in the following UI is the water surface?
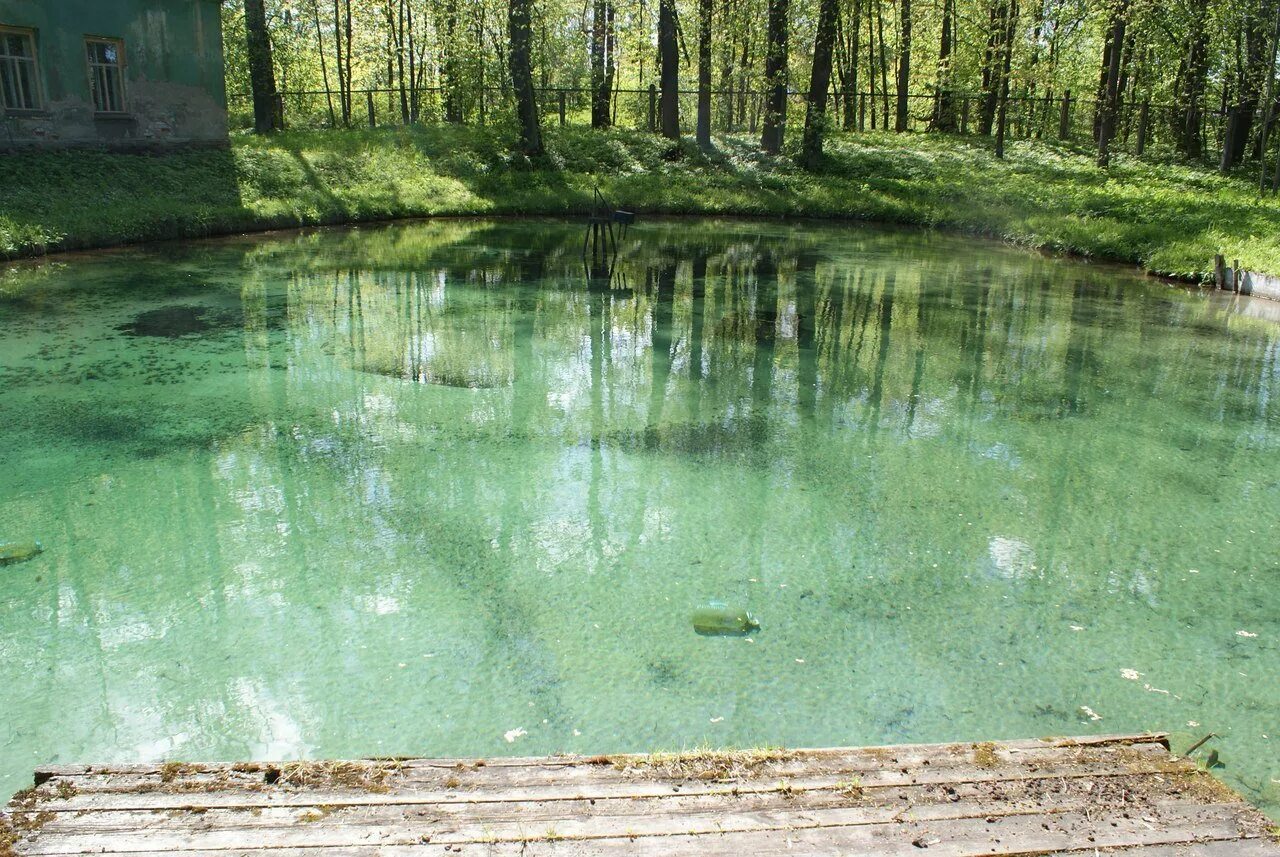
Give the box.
[1,219,1277,812]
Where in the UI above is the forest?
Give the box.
[227,0,1280,171]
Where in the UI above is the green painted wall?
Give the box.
[0,0,226,147]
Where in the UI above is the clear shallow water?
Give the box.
[1,219,1277,813]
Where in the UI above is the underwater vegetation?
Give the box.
[0,541,42,566]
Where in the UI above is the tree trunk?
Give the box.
[867,0,878,128]
[591,0,614,128]
[659,0,680,138]
[244,0,281,133]
[895,0,911,131]
[508,0,543,155]
[979,0,1006,135]
[1177,3,1209,159]
[838,0,862,131]
[332,0,348,125]
[697,0,713,146]
[343,0,353,124]
[395,0,410,124]
[443,0,462,122]
[406,0,418,121]
[875,0,889,124]
[310,0,336,127]
[802,0,840,166]
[1097,1,1127,167]
[1224,7,1269,168]
[995,0,1017,156]
[933,0,956,130]
[761,0,789,153]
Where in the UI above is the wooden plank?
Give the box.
[17,777,1206,854]
[9,804,1271,857]
[1045,843,1280,857]
[30,734,1170,781]
[23,742,1181,807]
[22,756,1195,814]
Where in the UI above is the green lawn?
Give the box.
[1,125,1274,279]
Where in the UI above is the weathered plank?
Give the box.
[10,803,1267,856]
[23,744,1188,813]
[30,733,1169,780]
[5,735,1276,857]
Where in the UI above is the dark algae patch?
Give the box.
[117,305,231,339]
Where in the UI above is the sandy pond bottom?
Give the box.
[0,218,1276,815]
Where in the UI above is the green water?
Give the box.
[1,219,1277,813]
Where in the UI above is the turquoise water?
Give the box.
[1,219,1277,813]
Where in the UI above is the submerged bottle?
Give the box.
[692,601,759,636]
[0,541,43,565]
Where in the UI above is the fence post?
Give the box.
[960,97,969,135]
[648,84,657,132]
[1058,90,1071,139]
[366,91,376,128]
[858,93,866,131]
[1135,100,1149,156]
[479,88,487,126]
[559,90,566,126]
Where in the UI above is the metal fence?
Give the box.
[227,84,1227,160]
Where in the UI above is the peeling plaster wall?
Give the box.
[0,0,226,148]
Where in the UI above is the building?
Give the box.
[0,0,226,148]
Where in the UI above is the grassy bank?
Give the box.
[2,125,1277,279]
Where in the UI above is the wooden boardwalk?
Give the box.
[3,734,1277,856]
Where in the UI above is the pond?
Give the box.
[0,219,1277,814]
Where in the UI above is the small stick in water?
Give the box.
[1183,733,1216,756]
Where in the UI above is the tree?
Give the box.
[761,0,789,153]
[1174,0,1210,159]
[659,0,680,139]
[995,0,1018,156]
[836,0,863,131]
[696,0,714,146]
[244,0,281,133]
[802,0,840,166]
[932,0,957,130]
[896,0,912,131]
[508,0,543,155]
[1097,0,1129,166]
[442,0,462,123]
[591,0,616,128]
[979,0,1012,135]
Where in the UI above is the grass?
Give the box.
[2,123,1278,279]
[609,746,796,780]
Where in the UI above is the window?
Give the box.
[85,37,125,113]
[0,27,40,111]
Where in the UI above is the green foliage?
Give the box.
[2,127,1278,279]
